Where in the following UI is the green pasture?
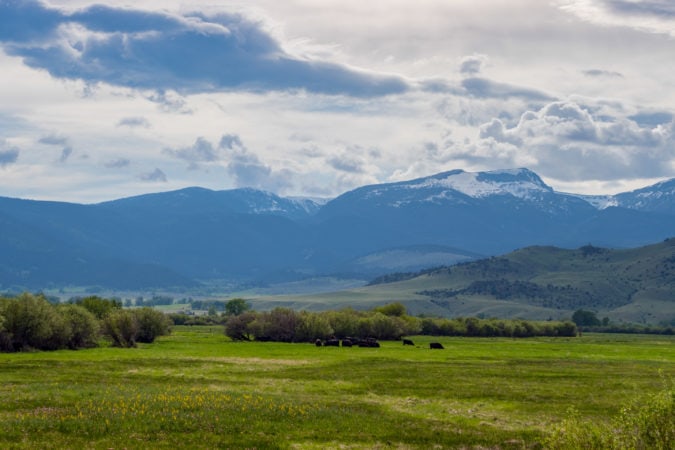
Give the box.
[0,327,673,449]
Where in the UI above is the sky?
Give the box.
[0,0,674,203]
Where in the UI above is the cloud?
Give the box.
[560,0,675,37]
[39,133,73,163]
[474,99,675,181]
[0,143,19,167]
[164,137,222,166]
[217,134,292,191]
[459,54,488,76]
[327,154,366,174]
[582,69,623,78]
[139,168,167,182]
[0,1,408,97]
[117,117,150,128]
[58,146,73,163]
[104,158,131,169]
[461,77,553,102]
[38,134,68,146]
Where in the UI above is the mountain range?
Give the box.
[1,168,675,291]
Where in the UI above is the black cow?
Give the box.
[325,338,340,347]
[402,339,414,346]
[429,342,444,349]
[358,338,380,348]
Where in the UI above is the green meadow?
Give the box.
[1,327,673,449]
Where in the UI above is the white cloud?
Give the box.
[0,0,673,202]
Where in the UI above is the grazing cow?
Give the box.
[315,339,323,347]
[402,339,414,346]
[358,337,380,348]
[429,342,444,349]
[325,338,340,347]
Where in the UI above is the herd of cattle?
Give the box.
[315,337,445,349]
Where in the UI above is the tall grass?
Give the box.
[546,374,674,449]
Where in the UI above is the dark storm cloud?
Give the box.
[0,1,408,97]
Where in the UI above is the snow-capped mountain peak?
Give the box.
[402,168,552,200]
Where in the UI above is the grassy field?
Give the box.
[0,327,673,449]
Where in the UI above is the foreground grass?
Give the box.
[0,328,673,449]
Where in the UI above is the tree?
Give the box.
[1,293,70,351]
[58,304,100,349]
[224,311,257,341]
[102,310,140,348]
[225,298,251,316]
[133,308,172,343]
[73,296,121,320]
[374,302,406,317]
[572,309,601,327]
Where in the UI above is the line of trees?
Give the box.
[0,293,172,352]
[224,302,578,342]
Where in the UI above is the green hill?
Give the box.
[247,239,675,325]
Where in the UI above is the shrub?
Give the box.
[133,308,172,343]
[224,311,257,341]
[295,311,334,342]
[58,304,100,349]
[72,296,122,319]
[102,310,140,348]
[0,293,70,351]
[546,377,674,449]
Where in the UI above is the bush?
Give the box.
[58,304,100,349]
[546,377,674,449]
[134,308,172,343]
[295,311,334,342]
[102,310,140,348]
[224,311,257,341]
[0,293,70,351]
[72,296,122,319]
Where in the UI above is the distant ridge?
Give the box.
[1,168,674,291]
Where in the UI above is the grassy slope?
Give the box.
[248,240,675,324]
[0,327,673,449]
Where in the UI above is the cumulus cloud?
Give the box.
[164,137,222,167]
[475,99,675,181]
[0,1,408,97]
[139,168,167,182]
[117,117,150,128]
[459,54,488,76]
[218,134,292,191]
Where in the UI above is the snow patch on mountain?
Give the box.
[403,168,552,200]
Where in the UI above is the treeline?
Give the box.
[224,302,578,342]
[0,293,171,352]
